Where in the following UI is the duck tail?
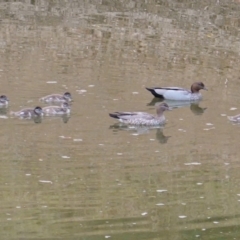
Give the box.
[146,87,164,98]
[227,116,235,122]
[109,113,120,119]
[10,111,16,116]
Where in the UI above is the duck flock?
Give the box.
[1,82,239,123]
[109,81,240,125]
[0,92,72,120]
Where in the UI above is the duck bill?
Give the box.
[203,87,208,91]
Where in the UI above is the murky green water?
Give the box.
[1,0,240,239]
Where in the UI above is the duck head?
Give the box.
[62,102,70,108]
[34,106,43,116]
[0,95,9,103]
[63,92,72,101]
[191,82,207,93]
[156,102,171,115]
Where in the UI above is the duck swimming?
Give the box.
[0,95,9,107]
[228,114,240,123]
[109,102,170,126]
[42,102,71,115]
[11,106,43,118]
[146,82,207,101]
[40,92,72,103]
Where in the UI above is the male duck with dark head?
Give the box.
[0,95,9,107]
[109,102,170,126]
[42,102,71,116]
[40,92,72,103]
[10,106,43,118]
[146,82,207,101]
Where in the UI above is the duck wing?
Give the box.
[109,111,153,120]
[146,87,191,100]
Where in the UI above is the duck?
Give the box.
[146,82,207,101]
[42,102,71,115]
[39,92,72,103]
[0,95,9,107]
[109,102,170,126]
[10,106,43,118]
[228,114,240,123]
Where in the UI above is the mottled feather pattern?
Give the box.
[40,92,72,103]
[109,103,170,126]
[119,115,165,126]
[11,107,43,118]
[42,102,71,115]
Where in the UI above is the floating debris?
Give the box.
[184,162,201,165]
[39,180,53,184]
[178,129,186,132]
[156,189,167,193]
[203,127,215,131]
[77,89,87,94]
[46,81,57,84]
[59,136,72,139]
[73,139,83,142]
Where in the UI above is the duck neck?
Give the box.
[191,85,199,93]
[156,108,164,117]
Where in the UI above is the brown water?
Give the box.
[1,0,240,239]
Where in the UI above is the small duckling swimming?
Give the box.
[10,106,43,118]
[0,95,9,107]
[39,92,72,103]
[42,102,71,116]
[228,114,240,123]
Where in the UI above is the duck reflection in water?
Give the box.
[147,98,207,115]
[0,107,8,116]
[43,115,71,123]
[109,124,171,144]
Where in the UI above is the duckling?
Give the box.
[42,102,71,116]
[10,106,43,118]
[39,92,72,103]
[0,95,9,107]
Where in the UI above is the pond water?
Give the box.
[1,0,240,239]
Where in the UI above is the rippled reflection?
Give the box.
[110,123,171,144]
[147,98,207,115]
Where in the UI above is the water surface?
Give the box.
[1,1,240,239]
